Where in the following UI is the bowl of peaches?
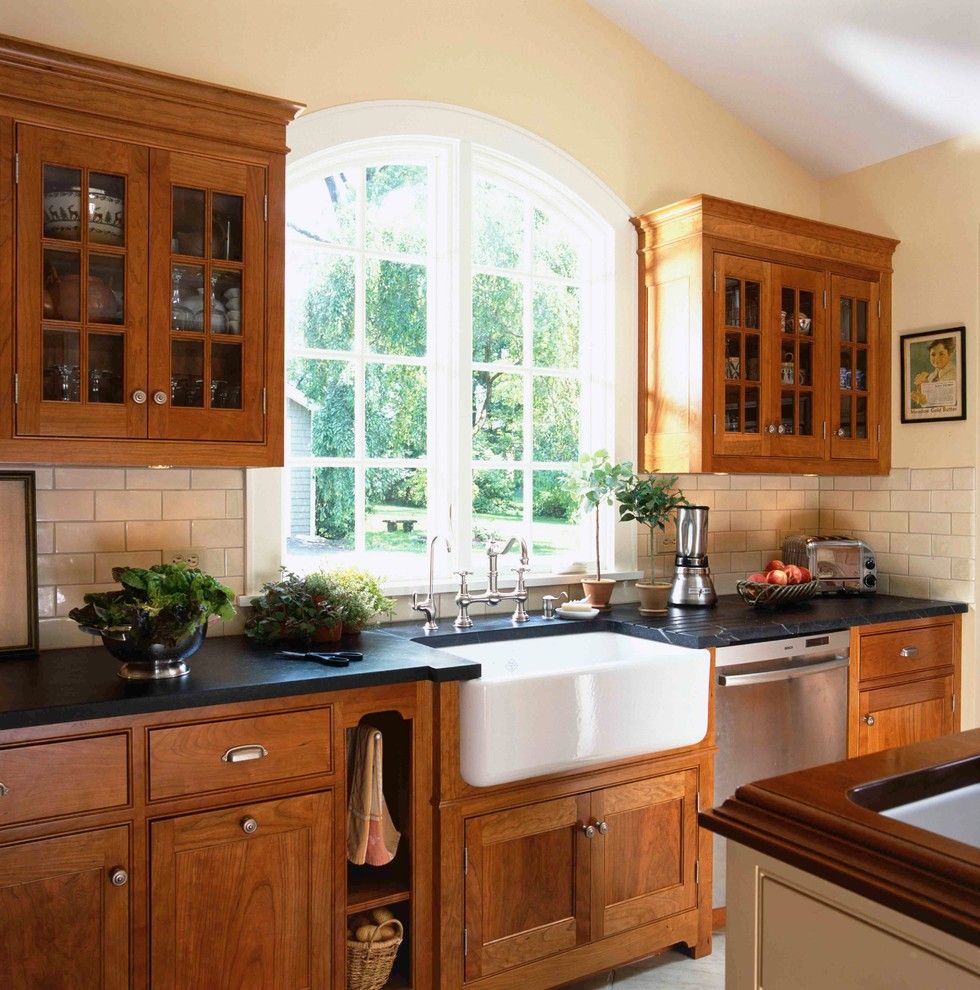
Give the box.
[736,559,820,608]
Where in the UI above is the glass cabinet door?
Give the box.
[713,254,768,458]
[148,151,266,443]
[15,126,148,438]
[831,274,879,460]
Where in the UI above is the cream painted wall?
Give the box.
[0,0,819,217]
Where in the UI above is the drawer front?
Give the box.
[0,733,129,827]
[859,623,954,682]
[148,707,333,801]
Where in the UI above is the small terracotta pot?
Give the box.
[341,622,364,638]
[636,582,671,615]
[581,578,616,609]
[312,620,343,644]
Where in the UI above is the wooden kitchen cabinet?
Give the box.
[0,825,131,989]
[0,35,301,465]
[633,195,898,475]
[849,615,961,757]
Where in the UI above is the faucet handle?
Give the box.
[454,569,473,588]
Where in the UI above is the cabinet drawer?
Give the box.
[148,707,333,801]
[0,733,129,827]
[859,623,953,682]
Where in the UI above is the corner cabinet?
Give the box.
[0,35,302,465]
[633,195,898,475]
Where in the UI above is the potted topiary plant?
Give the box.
[616,471,689,614]
[566,450,634,609]
[68,563,235,680]
[325,567,395,636]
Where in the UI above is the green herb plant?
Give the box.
[616,472,689,582]
[566,450,634,581]
[244,569,329,645]
[324,567,395,632]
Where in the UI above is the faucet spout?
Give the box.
[412,534,452,631]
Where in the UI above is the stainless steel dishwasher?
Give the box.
[712,629,850,907]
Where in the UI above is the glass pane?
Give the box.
[88,174,125,246]
[88,255,124,325]
[724,333,741,380]
[856,349,868,392]
[43,327,80,402]
[313,467,355,550]
[473,273,522,364]
[171,340,204,407]
[473,371,523,460]
[839,396,852,438]
[533,469,577,560]
[43,249,81,322]
[725,277,740,327]
[87,334,123,404]
[534,208,581,280]
[781,391,795,435]
[744,386,760,433]
[212,192,243,262]
[286,247,354,351]
[473,178,523,269]
[286,358,354,457]
[799,391,813,436]
[724,384,741,432]
[212,269,241,336]
[286,467,313,541]
[43,166,82,241]
[366,467,427,555]
[856,395,868,439]
[211,343,242,409]
[856,299,868,344]
[287,169,358,248]
[533,285,579,368]
[533,376,579,461]
[798,341,812,387]
[780,287,794,334]
[366,363,427,458]
[840,347,853,390]
[172,264,205,331]
[172,187,206,257]
[744,281,760,329]
[472,469,523,551]
[799,290,814,334]
[840,296,852,341]
[745,334,760,382]
[365,165,427,255]
[780,343,795,386]
[365,259,426,357]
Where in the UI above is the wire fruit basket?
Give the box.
[736,578,820,608]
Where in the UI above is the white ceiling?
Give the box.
[588,0,980,177]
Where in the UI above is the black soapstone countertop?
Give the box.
[0,594,966,730]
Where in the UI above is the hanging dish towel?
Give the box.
[347,723,401,866]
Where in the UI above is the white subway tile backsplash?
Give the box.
[54,467,126,490]
[125,468,191,490]
[94,551,163,583]
[891,533,933,556]
[95,490,162,521]
[163,489,226,519]
[889,490,931,512]
[911,468,952,490]
[908,555,951,580]
[191,469,244,490]
[931,490,975,513]
[953,468,975,490]
[55,521,126,553]
[912,513,951,535]
[37,490,94,521]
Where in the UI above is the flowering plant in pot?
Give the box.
[566,450,634,608]
[616,471,689,614]
[244,569,337,646]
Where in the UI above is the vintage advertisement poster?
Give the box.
[901,327,966,423]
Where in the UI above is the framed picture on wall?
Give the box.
[0,471,38,657]
[900,326,966,424]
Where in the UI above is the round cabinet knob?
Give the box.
[153,391,168,405]
[581,823,596,839]
[596,820,609,836]
[110,868,128,887]
[132,390,147,405]
[766,424,777,434]
[241,816,259,834]
[863,714,876,726]
[777,424,787,435]
[837,427,846,437]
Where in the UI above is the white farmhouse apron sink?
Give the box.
[436,631,710,787]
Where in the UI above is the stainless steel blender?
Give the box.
[668,504,717,606]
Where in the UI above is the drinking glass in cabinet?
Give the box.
[43,327,80,402]
[724,384,740,431]
[88,334,124,404]
[171,340,204,406]
[172,265,204,331]
[211,343,242,408]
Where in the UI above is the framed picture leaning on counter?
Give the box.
[900,325,966,423]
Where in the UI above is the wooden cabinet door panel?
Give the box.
[592,769,699,939]
[16,124,149,439]
[151,791,331,990]
[0,825,130,989]
[858,676,954,756]
[464,794,591,981]
[148,150,266,443]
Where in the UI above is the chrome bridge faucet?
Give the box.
[453,537,530,628]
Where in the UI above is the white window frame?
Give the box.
[249,101,638,596]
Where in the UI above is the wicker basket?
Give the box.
[346,918,404,990]
[735,577,820,608]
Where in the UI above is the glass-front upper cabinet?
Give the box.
[831,274,880,461]
[15,126,149,438]
[148,151,266,443]
[713,254,768,458]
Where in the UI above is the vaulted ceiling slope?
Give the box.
[588,0,980,177]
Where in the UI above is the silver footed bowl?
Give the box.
[80,623,206,680]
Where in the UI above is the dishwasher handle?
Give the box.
[717,654,849,687]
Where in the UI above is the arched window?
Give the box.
[259,103,634,589]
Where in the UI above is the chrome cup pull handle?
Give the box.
[899,646,919,658]
[222,744,269,764]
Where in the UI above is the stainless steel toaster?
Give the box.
[782,535,877,595]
